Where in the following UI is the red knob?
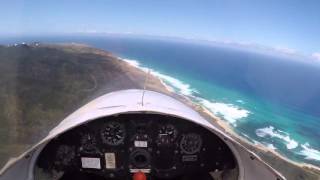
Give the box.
[133,171,147,180]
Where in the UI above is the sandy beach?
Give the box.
[0,43,319,179]
[45,43,320,179]
[119,56,320,179]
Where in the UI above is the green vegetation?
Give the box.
[1,43,318,180]
[0,43,164,168]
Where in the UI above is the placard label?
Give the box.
[81,157,101,169]
[105,153,116,169]
[134,141,148,147]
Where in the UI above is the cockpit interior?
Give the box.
[35,113,238,180]
[0,90,285,180]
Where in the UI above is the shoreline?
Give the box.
[1,42,318,179]
[119,57,320,177]
[27,43,320,177]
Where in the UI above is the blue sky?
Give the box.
[1,0,320,59]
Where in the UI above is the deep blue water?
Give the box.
[1,35,320,166]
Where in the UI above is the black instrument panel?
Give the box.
[36,113,237,179]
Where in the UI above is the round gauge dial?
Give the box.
[157,124,178,145]
[80,133,97,153]
[180,133,202,154]
[101,121,125,146]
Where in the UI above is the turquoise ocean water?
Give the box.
[1,35,320,167]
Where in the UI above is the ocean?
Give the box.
[1,35,320,166]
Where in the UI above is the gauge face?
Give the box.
[80,133,97,153]
[180,133,202,154]
[157,124,178,145]
[101,121,125,146]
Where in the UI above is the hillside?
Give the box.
[0,43,167,168]
[0,43,319,180]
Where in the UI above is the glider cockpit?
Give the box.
[0,90,285,180]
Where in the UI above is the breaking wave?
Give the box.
[255,126,298,150]
[299,143,320,161]
[236,99,245,104]
[123,58,197,95]
[196,98,250,125]
[265,143,277,150]
[123,58,320,164]
[151,71,197,96]
[252,139,277,151]
[122,58,250,126]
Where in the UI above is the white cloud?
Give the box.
[311,52,320,60]
[274,46,297,55]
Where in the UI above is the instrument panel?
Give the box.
[36,113,237,179]
[101,121,126,146]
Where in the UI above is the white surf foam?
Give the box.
[123,59,140,68]
[241,133,250,139]
[251,139,277,150]
[122,58,251,126]
[122,58,320,164]
[151,71,197,96]
[252,140,260,145]
[255,126,298,150]
[299,143,320,161]
[236,99,245,104]
[123,59,149,72]
[198,99,250,125]
[122,58,197,95]
[266,143,277,150]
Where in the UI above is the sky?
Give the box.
[1,0,320,59]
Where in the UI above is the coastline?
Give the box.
[0,42,318,179]
[119,57,320,179]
